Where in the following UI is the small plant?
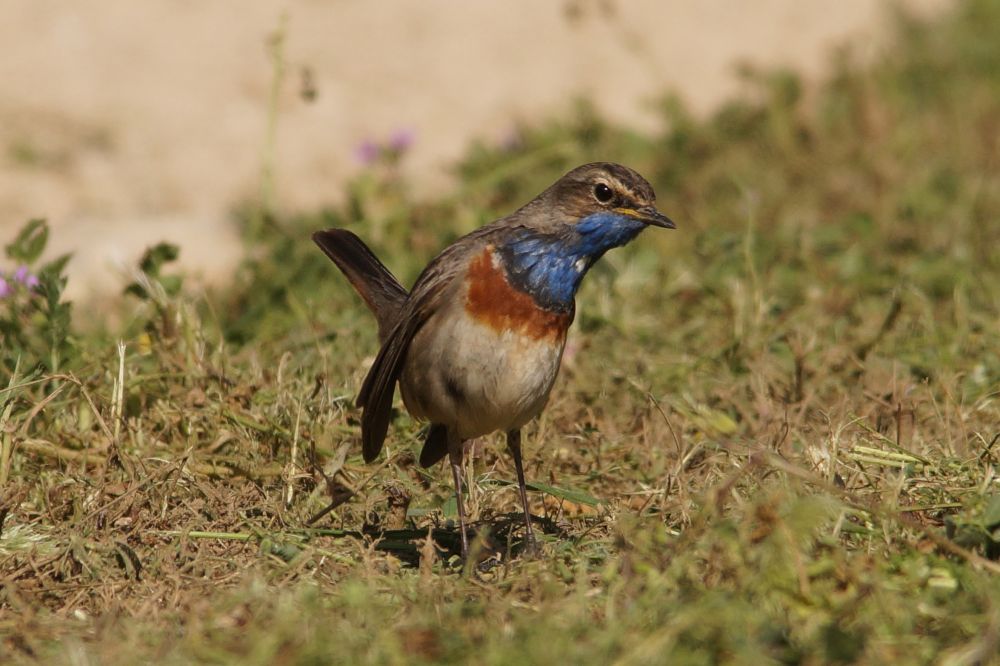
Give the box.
[0,219,75,375]
[122,241,185,343]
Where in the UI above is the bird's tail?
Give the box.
[312,229,408,341]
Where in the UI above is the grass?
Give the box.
[2,1,1000,663]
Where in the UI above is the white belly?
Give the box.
[399,308,566,440]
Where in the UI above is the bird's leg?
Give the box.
[447,433,470,559]
[506,429,538,555]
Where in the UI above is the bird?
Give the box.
[313,162,674,559]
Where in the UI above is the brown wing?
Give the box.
[356,224,506,462]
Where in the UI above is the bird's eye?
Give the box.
[593,183,613,203]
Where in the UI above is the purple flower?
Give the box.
[387,128,415,153]
[11,265,40,289]
[354,139,381,166]
[0,277,10,299]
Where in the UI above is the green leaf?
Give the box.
[125,242,183,299]
[5,218,48,263]
[487,477,603,506]
[441,495,457,518]
[138,242,180,275]
[39,253,72,283]
[160,275,183,297]
[983,495,1000,528]
[525,481,603,507]
[264,540,302,562]
[683,402,740,436]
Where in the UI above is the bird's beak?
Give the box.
[633,205,676,229]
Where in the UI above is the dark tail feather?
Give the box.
[419,423,449,468]
[312,229,408,340]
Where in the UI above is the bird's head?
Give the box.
[535,162,675,237]
[498,163,675,309]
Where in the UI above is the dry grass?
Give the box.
[2,1,1000,663]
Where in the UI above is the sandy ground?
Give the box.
[0,0,949,298]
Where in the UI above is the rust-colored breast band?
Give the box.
[465,248,571,342]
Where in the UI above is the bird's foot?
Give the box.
[519,532,542,560]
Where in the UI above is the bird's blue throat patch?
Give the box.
[497,212,647,311]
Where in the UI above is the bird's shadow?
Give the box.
[362,512,566,569]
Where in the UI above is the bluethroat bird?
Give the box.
[313,162,674,558]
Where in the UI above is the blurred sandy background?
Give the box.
[0,0,948,298]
